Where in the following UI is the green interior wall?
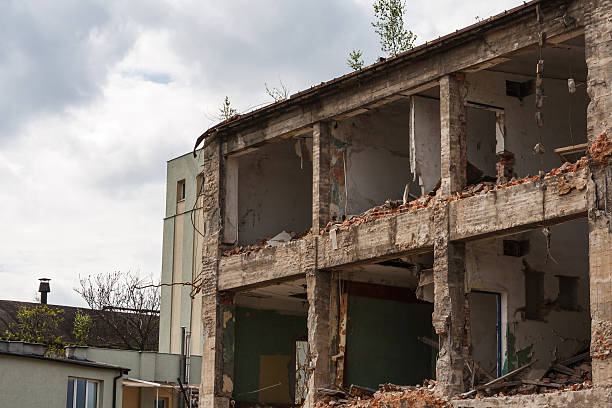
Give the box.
[233,307,307,404]
[345,294,435,389]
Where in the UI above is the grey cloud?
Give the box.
[0,1,140,140]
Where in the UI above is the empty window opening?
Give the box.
[556,275,579,311]
[177,179,186,202]
[196,174,204,196]
[505,79,535,100]
[503,239,530,257]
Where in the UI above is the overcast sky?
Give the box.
[0,0,522,307]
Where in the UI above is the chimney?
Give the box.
[38,278,51,304]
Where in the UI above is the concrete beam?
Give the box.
[217,237,316,291]
[449,169,590,241]
[317,208,435,269]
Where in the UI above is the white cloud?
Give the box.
[0,0,522,306]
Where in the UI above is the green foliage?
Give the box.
[372,0,416,57]
[218,96,238,121]
[4,304,64,347]
[347,49,365,71]
[73,309,93,346]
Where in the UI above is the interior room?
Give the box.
[336,252,437,389]
[226,137,313,247]
[329,96,438,220]
[464,34,589,182]
[465,218,591,382]
[232,278,309,407]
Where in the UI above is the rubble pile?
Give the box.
[222,230,310,256]
[321,197,433,234]
[314,381,448,408]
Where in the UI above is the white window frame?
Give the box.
[67,377,100,408]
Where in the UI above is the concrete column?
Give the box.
[305,269,333,408]
[199,139,234,408]
[585,0,612,386]
[432,204,467,397]
[440,74,467,197]
[312,121,332,233]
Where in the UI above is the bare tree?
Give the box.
[265,79,289,102]
[75,271,160,351]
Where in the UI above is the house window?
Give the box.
[154,398,169,408]
[503,239,529,257]
[196,174,204,196]
[177,179,186,202]
[66,378,99,408]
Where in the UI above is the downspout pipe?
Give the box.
[112,370,127,408]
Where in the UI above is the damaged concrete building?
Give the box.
[182,0,612,406]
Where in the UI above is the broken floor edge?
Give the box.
[449,384,612,407]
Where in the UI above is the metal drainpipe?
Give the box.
[179,327,186,408]
[112,371,124,408]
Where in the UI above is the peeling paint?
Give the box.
[503,324,533,374]
[223,310,233,329]
[222,374,234,393]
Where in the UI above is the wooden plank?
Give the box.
[462,360,536,397]
[521,379,563,389]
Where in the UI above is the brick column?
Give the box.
[440,74,467,197]
[432,204,467,397]
[199,139,235,408]
[585,0,612,386]
[313,121,332,234]
[434,75,468,396]
[304,269,333,408]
